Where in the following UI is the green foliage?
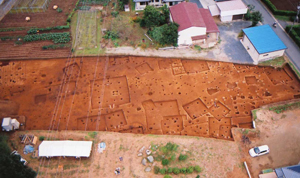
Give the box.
[261,0,297,16]
[244,9,252,20]
[285,25,300,48]
[164,175,172,178]
[79,6,91,10]
[42,44,71,50]
[258,56,286,68]
[154,166,160,174]
[170,154,176,161]
[67,0,81,23]
[0,36,13,41]
[79,0,110,5]
[140,6,165,28]
[196,175,200,178]
[167,167,173,173]
[103,30,119,40]
[180,167,187,174]
[269,101,300,114]
[149,23,178,46]
[111,11,119,17]
[194,165,202,173]
[161,5,170,24]
[187,166,194,173]
[160,168,166,174]
[39,136,45,141]
[0,27,26,32]
[161,142,179,153]
[162,159,169,166]
[251,11,263,26]
[0,134,37,178]
[178,154,188,161]
[24,32,71,43]
[57,8,63,13]
[172,167,180,174]
[88,131,97,138]
[27,25,70,34]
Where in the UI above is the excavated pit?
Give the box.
[1,56,300,140]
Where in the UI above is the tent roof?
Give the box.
[39,141,93,158]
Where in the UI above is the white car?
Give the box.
[249,145,270,157]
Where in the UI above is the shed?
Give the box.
[38,141,93,158]
[209,0,247,22]
[240,25,287,64]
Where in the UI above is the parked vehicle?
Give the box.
[2,117,20,131]
[249,145,270,157]
[11,150,28,165]
[273,22,277,28]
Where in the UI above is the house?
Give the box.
[240,25,287,64]
[133,0,184,11]
[208,0,247,22]
[169,2,219,46]
[275,164,300,178]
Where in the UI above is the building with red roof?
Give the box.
[170,2,219,46]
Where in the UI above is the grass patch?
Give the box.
[269,101,300,114]
[288,62,300,79]
[275,15,291,21]
[251,109,259,121]
[88,131,97,138]
[258,56,286,68]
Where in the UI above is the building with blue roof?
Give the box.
[240,25,287,64]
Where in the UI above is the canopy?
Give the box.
[39,141,93,158]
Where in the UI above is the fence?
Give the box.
[9,0,51,13]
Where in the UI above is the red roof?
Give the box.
[199,9,219,33]
[170,2,206,32]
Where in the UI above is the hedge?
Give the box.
[261,0,297,16]
[285,25,300,48]
[24,32,71,43]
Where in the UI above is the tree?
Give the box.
[0,134,37,178]
[149,23,179,46]
[140,6,164,28]
[251,11,263,26]
[161,5,170,24]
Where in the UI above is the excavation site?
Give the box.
[1,56,300,141]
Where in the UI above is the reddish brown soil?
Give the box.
[1,57,300,141]
[269,0,299,11]
[0,0,78,28]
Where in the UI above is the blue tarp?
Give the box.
[23,145,34,154]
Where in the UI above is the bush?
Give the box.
[162,159,169,166]
[103,30,119,40]
[39,136,45,141]
[57,8,62,13]
[172,167,180,175]
[154,166,160,174]
[180,167,187,174]
[164,175,172,178]
[194,165,202,173]
[167,167,173,173]
[285,25,300,48]
[111,11,119,17]
[178,154,188,161]
[160,168,166,174]
[261,0,296,16]
[187,166,194,173]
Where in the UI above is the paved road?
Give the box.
[189,0,203,8]
[242,0,300,71]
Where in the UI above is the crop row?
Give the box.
[23,32,71,43]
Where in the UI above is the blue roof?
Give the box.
[243,25,287,54]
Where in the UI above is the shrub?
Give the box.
[164,175,172,178]
[187,166,194,173]
[160,168,166,174]
[39,136,45,141]
[194,165,202,173]
[154,166,160,174]
[285,25,300,48]
[57,8,62,13]
[103,30,119,40]
[14,41,23,45]
[178,154,188,161]
[172,167,180,175]
[167,167,173,173]
[180,167,187,174]
[111,11,119,17]
[261,0,296,16]
[196,175,200,178]
[162,159,169,166]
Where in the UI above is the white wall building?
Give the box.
[208,0,247,22]
[170,2,219,46]
[240,25,287,64]
[134,0,183,11]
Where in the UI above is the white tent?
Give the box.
[39,141,93,158]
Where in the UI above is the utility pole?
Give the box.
[289,2,300,34]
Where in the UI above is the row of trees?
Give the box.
[140,5,179,46]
